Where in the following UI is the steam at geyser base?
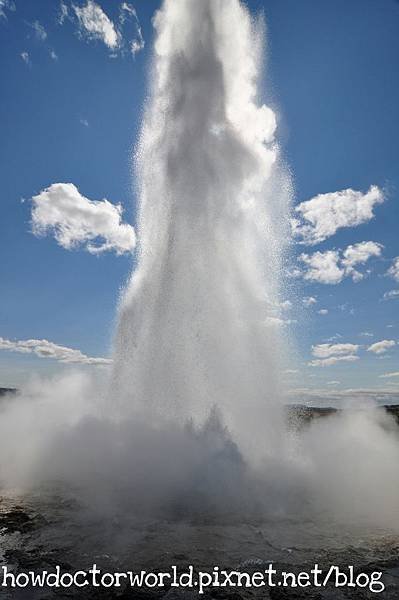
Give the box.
[1,0,399,581]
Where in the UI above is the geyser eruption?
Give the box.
[0,0,399,535]
[112,0,291,459]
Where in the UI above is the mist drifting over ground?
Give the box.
[0,0,399,534]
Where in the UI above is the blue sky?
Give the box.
[0,0,398,399]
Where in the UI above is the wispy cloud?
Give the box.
[278,300,292,311]
[387,257,399,282]
[383,289,399,301]
[31,182,136,255]
[120,2,144,56]
[299,241,383,284]
[61,1,145,58]
[0,337,112,366]
[266,317,297,327]
[20,51,31,66]
[303,296,317,307]
[325,334,342,342]
[379,372,399,379]
[292,185,384,245]
[309,355,359,367]
[309,342,360,367]
[58,1,69,25]
[30,20,47,41]
[0,0,15,20]
[73,0,121,50]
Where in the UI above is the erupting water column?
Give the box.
[112,0,291,461]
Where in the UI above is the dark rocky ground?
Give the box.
[1,397,399,598]
[1,494,399,599]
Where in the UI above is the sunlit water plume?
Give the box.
[112,0,291,461]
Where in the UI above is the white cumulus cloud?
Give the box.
[299,241,383,284]
[342,240,381,269]
[312,343,360,359]
[300,250,343,284]
[31,183,136,255]
[291,185,384,246]
[367,340,396,355]
[0,337,112,366]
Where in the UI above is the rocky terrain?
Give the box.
[1,491,399,599]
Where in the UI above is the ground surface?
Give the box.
[1,489,399,599]
[1,404,399,598]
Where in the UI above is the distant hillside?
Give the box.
[0,388,17,396]
[286,404,399,428]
